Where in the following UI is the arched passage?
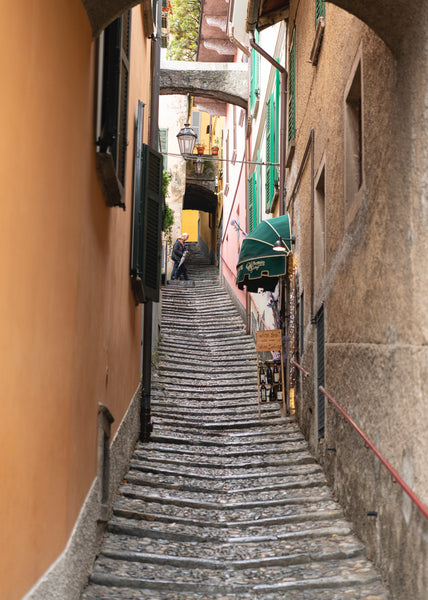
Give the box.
[183,183,218,214]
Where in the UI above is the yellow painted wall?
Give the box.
[0,3,151,598]
[181,210,199,241]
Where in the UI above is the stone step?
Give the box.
[81,266,388,600]
[87,555,383,595]
[83,581,388,600]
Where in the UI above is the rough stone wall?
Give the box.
[289,0,428,597]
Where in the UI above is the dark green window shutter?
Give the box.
[315,0,325,25]
[97,11,131,208]
[131,101,164,304]
[288,29,296,143]
[100,18,121,155]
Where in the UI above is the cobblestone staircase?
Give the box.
[81,261,389,599]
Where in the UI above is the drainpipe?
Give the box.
[249,32,287,215]
[141,0,162,443]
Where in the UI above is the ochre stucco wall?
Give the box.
[0,3,151,598]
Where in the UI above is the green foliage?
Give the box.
[166,0,201,61]
[162,171,174,247]
[162,170,172,197]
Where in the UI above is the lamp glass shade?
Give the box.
[194,157,204,175]
[273,237,287,252]
[177,123,197,156]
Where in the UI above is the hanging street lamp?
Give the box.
[176,123,197,157]
[194,157,204,175]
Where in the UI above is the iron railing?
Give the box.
[292,359,309,377]
[318,385,428,521]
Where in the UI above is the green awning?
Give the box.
[236,215,292,292]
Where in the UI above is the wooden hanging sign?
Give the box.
[256,329,282,352]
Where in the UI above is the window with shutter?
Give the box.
[131,101,164,304]
[159,128,168,167]
[248,155,261,233]
[266,86,280,213]
[191,110,201,144]
[250,31,260,117]
[288,29,296,144]
[96,11,131,209]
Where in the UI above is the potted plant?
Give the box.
[211,137,220,155]
[195,143,205,155]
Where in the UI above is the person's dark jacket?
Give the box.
[171,238,187,262]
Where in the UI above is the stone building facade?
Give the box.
[280,1,428,597]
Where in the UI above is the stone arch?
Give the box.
[160,62,248,109]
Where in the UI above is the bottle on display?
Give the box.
[273,361,280,383]
[266,362,273,384]
[277,381,283,402]
[259,362,266,384]
[269,384,277,402]
[260,382,267,402]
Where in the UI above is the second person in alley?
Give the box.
[171,233,189,280]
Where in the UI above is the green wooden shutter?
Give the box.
[288,29,296,143]
[248,173,256,233]
[97,12,130,208]
[100,18,121,154]
[266,94,276,212]
[131,102,163,304]
[250,32,260,116]
[315,0,325,25]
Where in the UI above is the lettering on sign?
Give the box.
[246,260,265,272]
[256,329,282,352]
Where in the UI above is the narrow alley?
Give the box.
[81,257,389,600]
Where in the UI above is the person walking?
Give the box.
[171,233,190,280]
